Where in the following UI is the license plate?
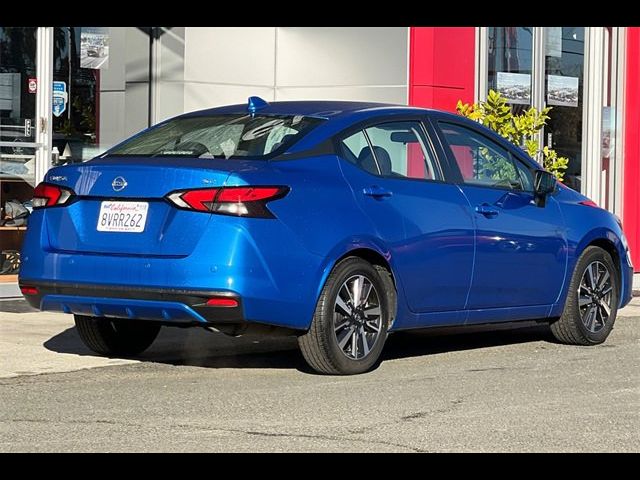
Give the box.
[97,201,148,233]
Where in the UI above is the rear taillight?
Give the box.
[20,285,39,296]
[166,186,289,218]
[32,182,75,209]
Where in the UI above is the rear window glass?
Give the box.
[104,114,323,159]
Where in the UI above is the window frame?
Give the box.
[333,115,451,184]
[428,114,540,193]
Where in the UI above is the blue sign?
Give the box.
[52,81,67,117]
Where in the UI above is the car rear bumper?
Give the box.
[19,280,244,325]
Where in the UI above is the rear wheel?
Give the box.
[551,246,618,345]
[298,257,393,375]
[74,315,161,356]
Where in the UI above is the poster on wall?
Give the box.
[547,75,579,107]
[496,72,531,105]
[80,27,110,70]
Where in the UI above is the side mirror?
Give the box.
[534,170,557,207]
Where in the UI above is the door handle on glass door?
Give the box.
[363,186,393,198]
[475,203,499,218]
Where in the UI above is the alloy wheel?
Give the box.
[577,260,613,333]
[333,274,383,360]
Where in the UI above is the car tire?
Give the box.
[298,257,393,375]
[74,315,161,356]
[550,246,619,345]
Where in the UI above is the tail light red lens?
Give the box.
[32,183,75,209]
[216,187,281,203]
[167,186,288,218]
[20,286,39,296]
[206,297,239,307]
[180,188,219,211]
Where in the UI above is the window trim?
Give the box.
[334,116,447,183]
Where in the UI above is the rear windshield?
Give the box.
[104,114,323,159]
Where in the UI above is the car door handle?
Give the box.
[475,203,499,218]
[363,186,393,198]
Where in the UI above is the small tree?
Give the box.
[456,89,569,181]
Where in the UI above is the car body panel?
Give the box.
[338,159,475,314]
[457,186,568,310]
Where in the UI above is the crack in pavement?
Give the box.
[0,417,425,452]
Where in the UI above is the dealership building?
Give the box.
[0,26,638,294]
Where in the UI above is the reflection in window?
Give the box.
[487,27,533,112]
[440,122,532,191]
[544,27,584,193]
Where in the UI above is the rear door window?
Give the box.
[340,121,443,180]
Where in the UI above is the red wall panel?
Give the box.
[409,27,475,112]
[624,27,640,270]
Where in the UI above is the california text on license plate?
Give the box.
[97,201,149,233]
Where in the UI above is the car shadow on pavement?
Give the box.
[44,321,557,374]
[382,322,556,361]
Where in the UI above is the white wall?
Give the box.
[175,27,409,120]
[275,27,408,103]
[99,27,150,149]
[101,27,410,147]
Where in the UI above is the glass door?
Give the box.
[0,27,38,185]
[487,27,534,114]
[480,27,621,213]
[0,27,39,281]
[542,27,585,193]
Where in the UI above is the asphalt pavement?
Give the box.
[1,298,638,452]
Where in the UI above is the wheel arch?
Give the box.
[312,242,401,331]
[584,237,622,288]
[575,228,624,287]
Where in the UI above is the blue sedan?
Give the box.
[19,98,633,374]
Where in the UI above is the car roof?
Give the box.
[175,99,474,155]
[182,100,447,152]
[182,100,429,120]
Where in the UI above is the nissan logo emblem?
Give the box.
[112,176,128,192]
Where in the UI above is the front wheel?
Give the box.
[74,315,161,356]
[551,246,619,345]
[298,257,393,375]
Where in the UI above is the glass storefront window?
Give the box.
[0,27,38,279]
[543,27,585,193]
[487,27,533,112]
[52,27,100,165]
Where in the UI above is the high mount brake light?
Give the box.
[166,186,289,218]
[32,183,75,209]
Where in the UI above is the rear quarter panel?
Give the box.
[223,155,399,329]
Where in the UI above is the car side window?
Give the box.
[341,130,374,172]
[438,121,527,191]
[511,155,535,191]
[364,122,441,180]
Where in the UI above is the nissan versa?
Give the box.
[19,98,633,375]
